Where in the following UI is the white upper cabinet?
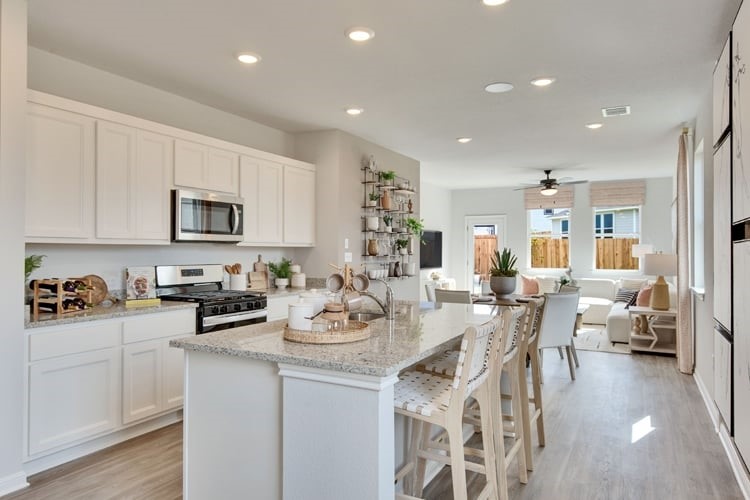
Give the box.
[283,164,316,246]
[96,121,172,242]
[26,104,95,240]
[174,139,239,195]
[240,156,283,245]
[239,157,315,246]
[714,36,731,148]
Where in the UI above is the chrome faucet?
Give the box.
[362,278,395,320]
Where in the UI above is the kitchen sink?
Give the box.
[348,312,385,322]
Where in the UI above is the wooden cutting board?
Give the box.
[83,274,108,305]
[248,272,268,291]
[253,254,267,273]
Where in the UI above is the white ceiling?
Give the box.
[28,0,740,189]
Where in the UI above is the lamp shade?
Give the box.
[643,253,677,277]
[631,243,654,259]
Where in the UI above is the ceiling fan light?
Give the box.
[540,187,558,196]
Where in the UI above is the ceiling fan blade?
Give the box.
[558,180,588,185]
[513,185,538,191]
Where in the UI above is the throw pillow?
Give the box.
[626,290,639,309]
[536,276,558,294]
[615,288,638,304]
[636,286,653,306]
[521,275,539,295]
[620,278,647,290]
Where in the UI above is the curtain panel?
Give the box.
[589,180,646,207]
[676,130,693,374]
[524,185,574,209]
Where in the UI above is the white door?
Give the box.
[465,215,506,293]
[714,36,731,148]
[163,336,188,410]
[96,121,136,239]
[734,241,750,461]
[28,349,120,455]
[122,339,163,424]
[283,165,316,245]
[135,130,172,240]
[735,3,750,223]
[26,104,95,239]
[207,148,239,194]
[174,139,207,190]
[714,138,732,330]
[240,156,283,245]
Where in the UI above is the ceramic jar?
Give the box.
[300,289,329,315]
[366,216,379,231]
[381,190,392,210]
[288,302,313,331]
[368,239,379,256]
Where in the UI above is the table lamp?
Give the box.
[643,253,677,310]
[631,243,654,260]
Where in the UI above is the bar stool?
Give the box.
[412,307,528,496]
[394,313,509,500]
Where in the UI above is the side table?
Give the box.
[627,306,677,354]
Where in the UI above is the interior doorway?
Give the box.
[465,215,506,293]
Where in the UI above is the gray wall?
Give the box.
[418,182,453,300]
[692,85,716,406]
[0,0,27,493]
[295,130,420,300]
[447,178,674,289]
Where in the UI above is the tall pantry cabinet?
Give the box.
[717,0,750,469]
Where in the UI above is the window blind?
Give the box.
[524,185,574,209]
[589,180,646,207]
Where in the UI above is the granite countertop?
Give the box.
[25,301,198,329]
[170,301,497,377]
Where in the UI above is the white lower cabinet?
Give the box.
[26,308,195,460]
[28,348,120,456]
[267,294,301,321]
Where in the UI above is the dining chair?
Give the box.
[424,282,437,302]
[536,291,580,380]
[434,288,472,304]
[557,284,581,366]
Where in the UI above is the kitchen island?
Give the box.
[170,301,496,500]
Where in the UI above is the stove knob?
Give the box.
[220,305,228,314]
[211,306,219,315]
[234,304,241,311]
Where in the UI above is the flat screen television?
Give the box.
[420,230,443,269]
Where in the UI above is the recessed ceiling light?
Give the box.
[346,27,375,42]
[346,107,364,116]
[457,137,472,144]
[484,82,514,93]
[482,0,509,6]
[586,123,603,129]
[530,77,556,87]
[237,53,261,64]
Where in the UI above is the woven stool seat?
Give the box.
[394,371,453,417]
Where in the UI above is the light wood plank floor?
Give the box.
[424,350,744,500]
[4,351,742,499]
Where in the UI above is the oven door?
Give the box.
[200,309,267,334]
[173,189,244,242]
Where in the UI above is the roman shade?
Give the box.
[589,180,646,207]
[524,185,574,209]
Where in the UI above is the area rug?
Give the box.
[573,324,631,354]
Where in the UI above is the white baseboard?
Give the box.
[23,411,182,476]
[693,371,720,432]
[694,372,750,499]
[719,424,750,500]
[0,471,29,497]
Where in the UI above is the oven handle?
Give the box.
[203,309,267,327]
[231,204,240,234]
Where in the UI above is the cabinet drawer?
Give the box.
[122,309,195,344]
[29,321,121,362]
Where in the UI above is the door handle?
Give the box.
[231,204,240,234]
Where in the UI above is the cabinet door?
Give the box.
[714,36,731,148]
[26,104,95,239]
[714,330,732,429]
[122,339,163,424]
[267,294,300,321]
[96,121,136,239]
[734,241,750,460]
[174,139,207,190]
[163,335,190,410]
[714,138,732,330]
[135,131,172,240]
[240,156,283,244]
[207,148,239,194]
[28,349,119,455]
[283,165,316,245]
[734,5,750,222]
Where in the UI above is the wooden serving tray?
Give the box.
[283,321,371,344]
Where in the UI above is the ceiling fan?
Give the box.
[514,169,588,196]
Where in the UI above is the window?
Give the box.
[593,206,641,270]
[528,208,570,269]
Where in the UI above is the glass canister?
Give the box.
[321,302,347,332]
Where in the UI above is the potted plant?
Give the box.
[379,170,396,186]
[489,248,518,296]
[382,214,393,233]
[268,258,293,288]
[404,217,424,254]
[367,191,379,207]
[396,238,409,255]
[25,254,45,283]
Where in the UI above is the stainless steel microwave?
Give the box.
[172,189,244,242]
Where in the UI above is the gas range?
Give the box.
[156,264,267,334]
